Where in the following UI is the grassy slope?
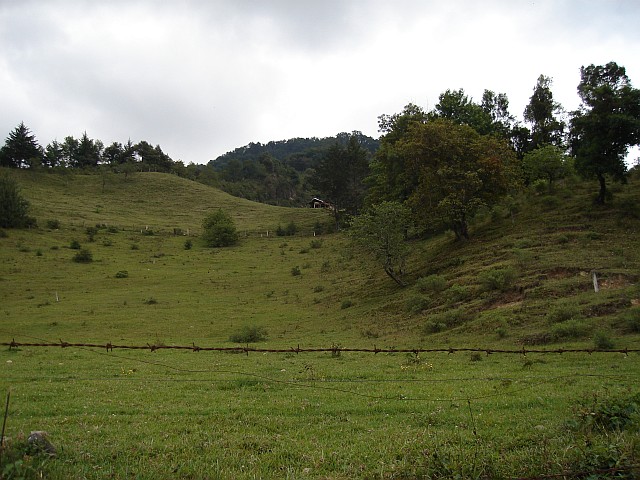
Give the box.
[1,168,639,479]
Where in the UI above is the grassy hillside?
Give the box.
[1,168,639,479]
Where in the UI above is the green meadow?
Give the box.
[1,168,639,479]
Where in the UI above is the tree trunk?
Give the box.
[596,173,607,204]
[383,265,406,287]
[452,219,469,241]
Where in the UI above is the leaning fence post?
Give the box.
[1,389,10,458]
[592,271,599,293]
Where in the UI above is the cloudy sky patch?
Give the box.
[1,1,639,164]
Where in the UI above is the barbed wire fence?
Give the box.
[3,339,640,356]
[2,334,640,479]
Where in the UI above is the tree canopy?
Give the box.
[570,61,640,204]
[524,75,566,151]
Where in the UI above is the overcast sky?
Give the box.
[1,0,639,164]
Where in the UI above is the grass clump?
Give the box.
[229,325,268,343]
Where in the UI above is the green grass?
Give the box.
[1,168,639,478]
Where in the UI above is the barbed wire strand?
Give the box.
[3,339,639,356]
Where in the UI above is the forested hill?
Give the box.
[194,131,379,207]
[210,131,379,168]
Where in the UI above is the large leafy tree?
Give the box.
[396,119,520,240]
[0,122,43,168]
[348,201,412,287]
[570,62,640,204]
[524,75,565,150]
[367,104,428,205]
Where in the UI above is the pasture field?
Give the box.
[1,169,639,478]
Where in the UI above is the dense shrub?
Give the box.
[446,284,471,303]
[478,267,518,292]
[229,325,268,343]
[202,209,239,247]
[46,219,61,229]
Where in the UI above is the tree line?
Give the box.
[2,61,639,220]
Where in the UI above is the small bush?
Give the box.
[107,225,119,233]
[46,219,61,229]
[291,266,301,276]
[144,297,158,305]
[478,267,518,292]
[415,274,447,294]
[424,321,447,334]
[184,239,192,250]
[310,239,323,249]
[446,284,471,303]
[532,179,548,194]
[72,249,93,263]
[424,308,473,334]
[546,303,580,324]
[470,352,483,362]
[512,248,533,267]
[551,319,590,340]
[276,221,298,237]
[115,270,129,279]
[495,326,508,338]
[313,285,324,293]
[86,226,98,241]
[70,239,81,250]
[142,229,154,236]
[130,243,139,250]
[593,331,614,350]
[618,307,640,333]
[341,299,353,309]
[540,195,560,210]
[229,325,268,343]
[406,295,431,314]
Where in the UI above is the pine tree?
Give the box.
[0,122,43,168]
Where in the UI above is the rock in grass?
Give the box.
[28,430,57,457]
